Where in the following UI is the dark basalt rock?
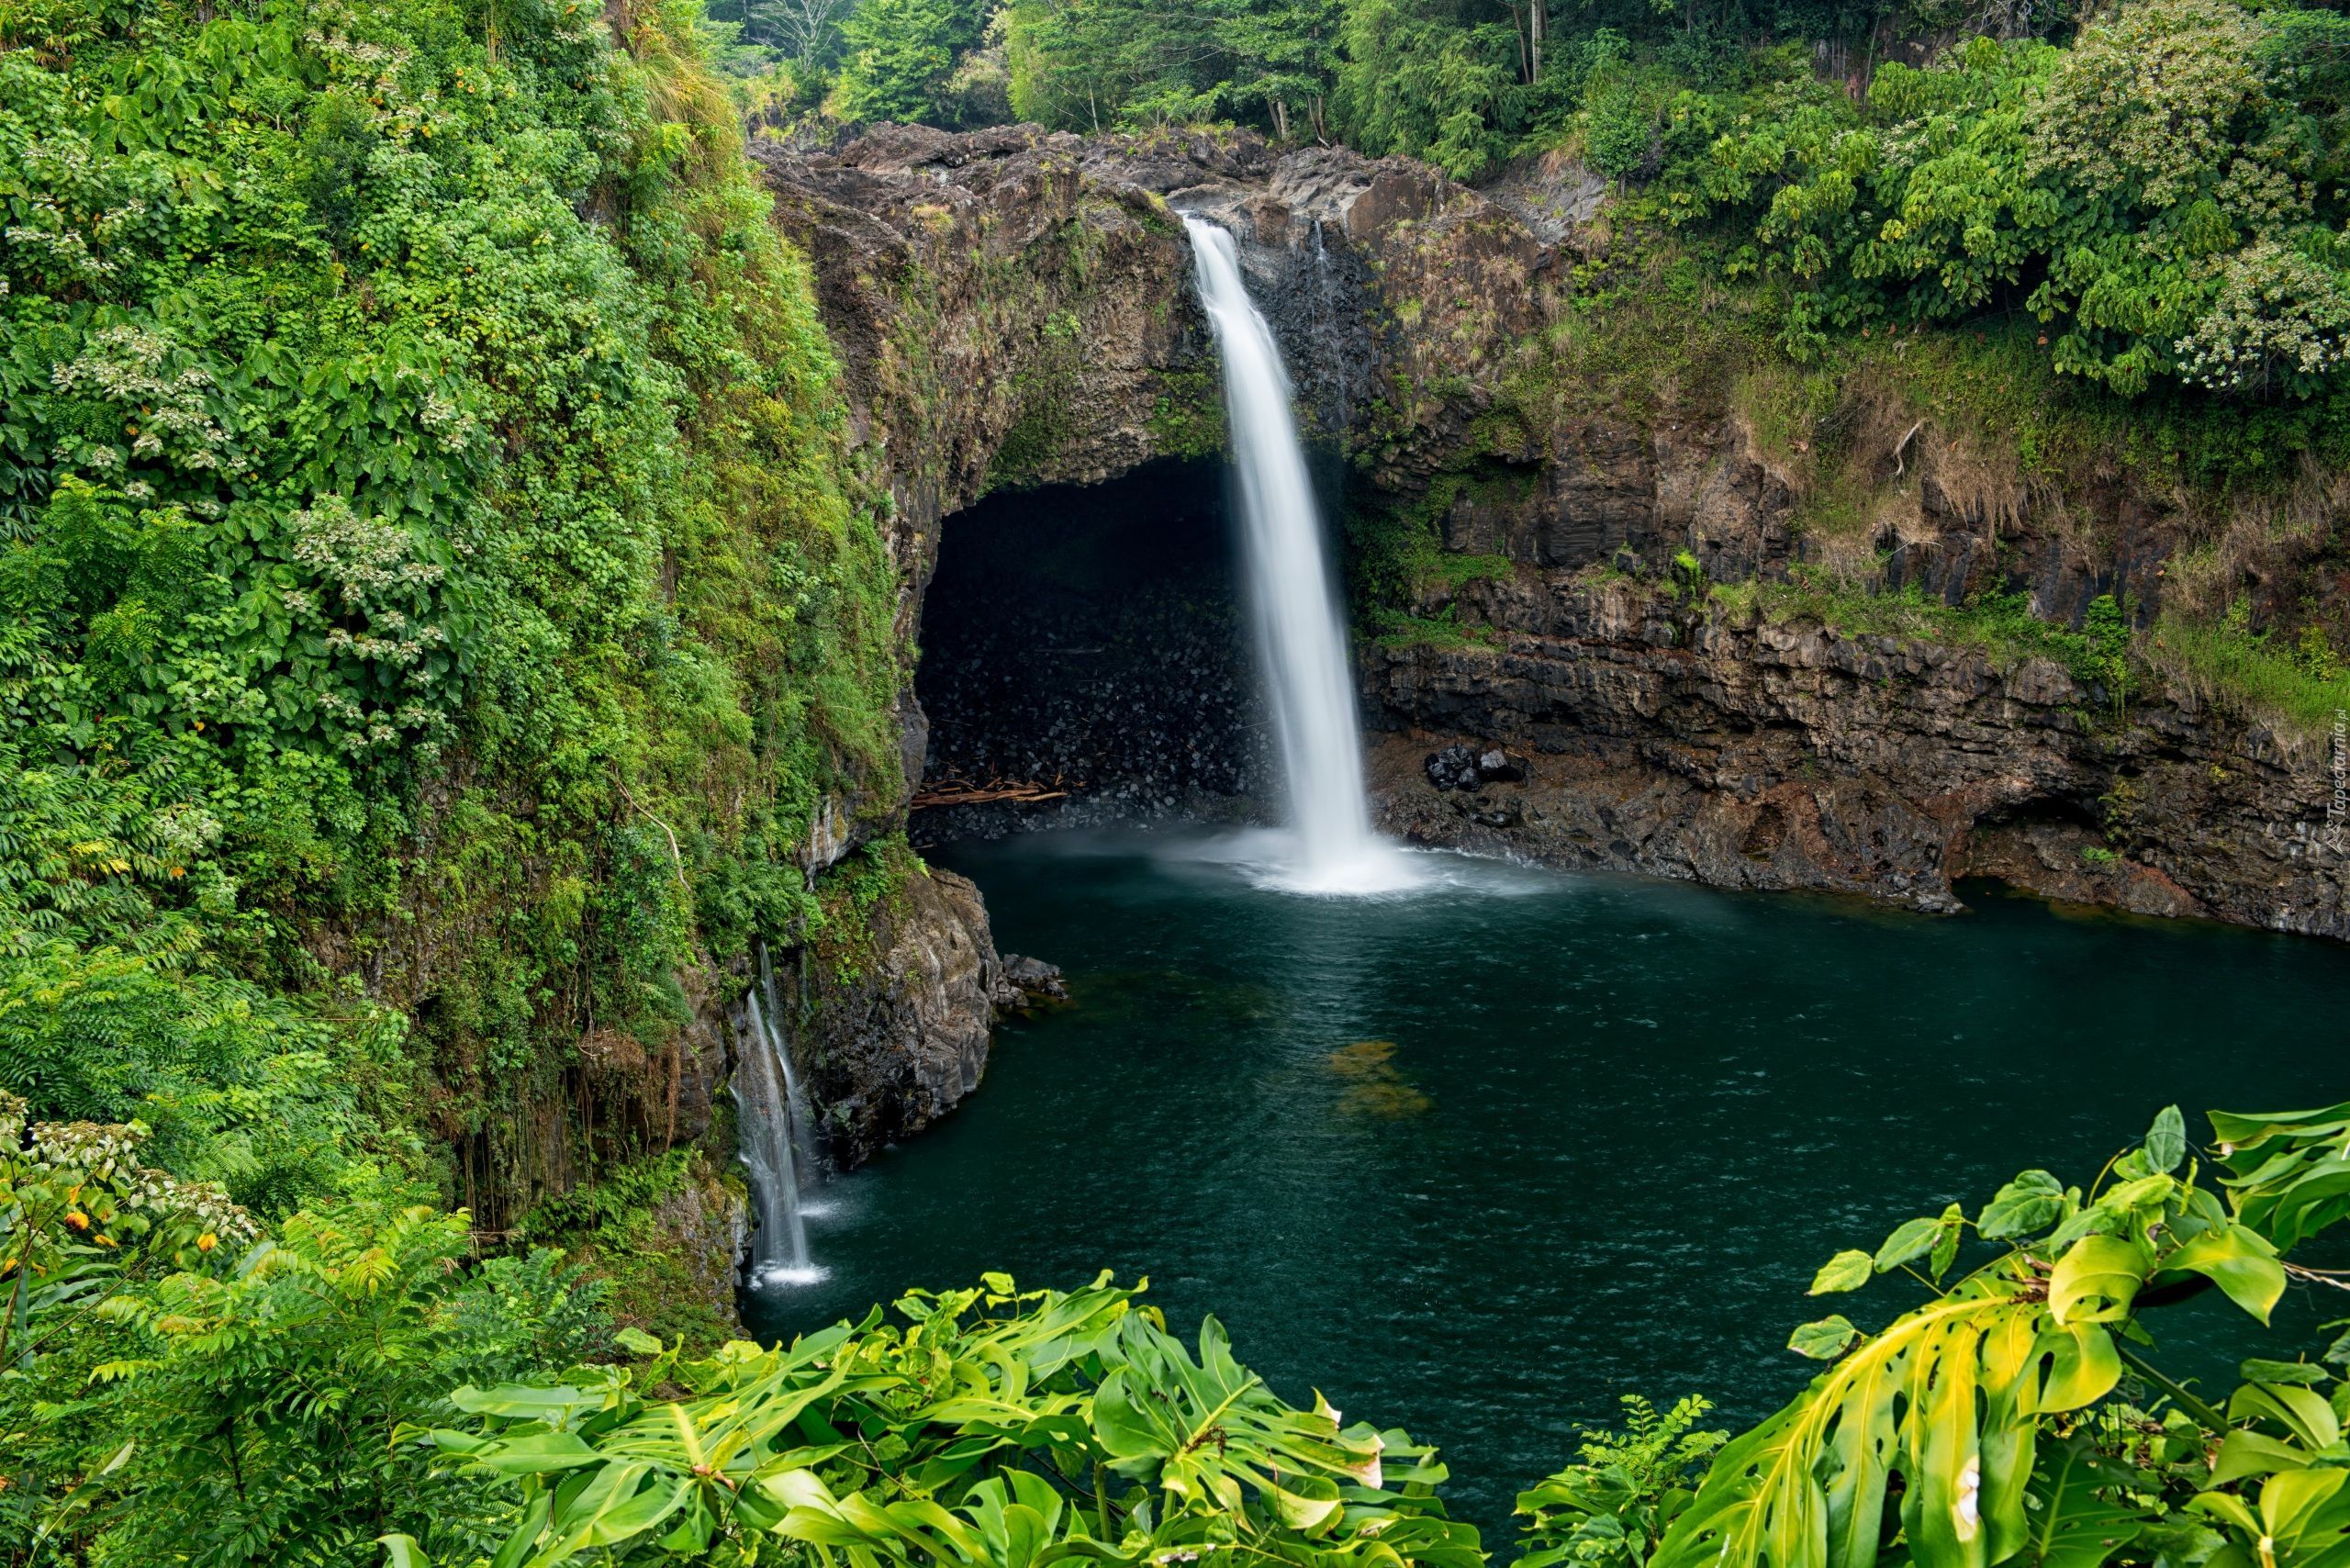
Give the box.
[1362,571,2348,938]
[1425,743,1526,790]
[1425,745,1483,791]
[1001,954,1069,1003]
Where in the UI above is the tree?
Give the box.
[747,0,853,63]
[1332,0,1525,178]
[1216,0,1341,140]
[835,0,999,123]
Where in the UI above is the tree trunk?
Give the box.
[1528,0,1545,83]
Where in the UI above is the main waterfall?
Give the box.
[1184,218,1418,894]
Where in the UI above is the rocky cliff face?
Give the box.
[1364,573,2342,935]
[751,121,2344,947]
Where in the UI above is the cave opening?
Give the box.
[912,457,1268,843]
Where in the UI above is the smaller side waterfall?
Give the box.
[733,986,817,1285]
[759,947,818,1178]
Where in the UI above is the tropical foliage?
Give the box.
[1640,1101,2350,1568]
[1663,0,2350,393]
[387,1272,1479,1566]
[10,1093,2344,1565]
[0,0,907,1251]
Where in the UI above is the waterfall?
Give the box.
[1184,218,1418,894]
[758,946,817,1178]
[733,988,816,1284]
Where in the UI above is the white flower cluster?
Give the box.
[50,324,240,476]
[288,495,448,604]
[9,1105,260,1250]
[2176,241,2350,394]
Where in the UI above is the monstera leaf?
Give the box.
[1653,1278,2096,1568]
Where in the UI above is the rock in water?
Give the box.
[1001,953,1069,1003]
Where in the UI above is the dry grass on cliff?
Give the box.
[2159,456,2348,622]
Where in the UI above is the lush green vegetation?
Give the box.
[9,1074,2348,1565]
[6,0,2349,1561]
[722,0,2350,465]
[0,0,912,1351]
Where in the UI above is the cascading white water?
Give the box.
[733,990,816,1284]
[1185,218,1419,894]
[758,947,817,1178]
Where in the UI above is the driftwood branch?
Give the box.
[1891,419,1925,479]
[911,776,1073,810]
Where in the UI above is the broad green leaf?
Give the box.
[378,1536,431,1568]
[2145,1105,2187,1174]
[2019,1438,2148,1568]
[2188,1466,2350,1568]
[2049,1236,2149,1326]
[2025,1324,2121,1414]
[2242,1360,2332,1387]
[2228,1382,2342,1453]
[1930,1204,1964,1279]
[1811,1250,1874,1295]
[2210,1430,2313,1484]
[1790,1316,1859,1360]
[2160,1226,2284,1324]
[471,1431,605,1475]
[1876,1216,1946,1271]
[1980,1172,2066,1240]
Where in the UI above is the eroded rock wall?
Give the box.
[1363,573,2344,935]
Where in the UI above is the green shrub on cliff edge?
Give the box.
[0,0,904,1222]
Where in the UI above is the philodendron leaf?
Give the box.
[1810,1251,1874,1295]
[2049,1236,2150,1326]
[2145,1105,2187,1174]
[2027,1323,2121,1413]
[1981,1171,2066,1240]
[1790,1316,1860,1360]
[2160,1225,2284,1324]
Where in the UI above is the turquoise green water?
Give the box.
[746,832,2350,1535]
